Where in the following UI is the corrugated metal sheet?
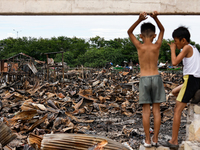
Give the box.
[27,62,38,74]
[41,134,130,150]
[0,122,17,147]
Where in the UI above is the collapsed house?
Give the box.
[0,52,67,87]
[0,52,45,84]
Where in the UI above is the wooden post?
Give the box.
[46,54,49,82]
[54,67,56,82]
[62,52,64,88]
[0,72,3,84]
[82,65,84,79]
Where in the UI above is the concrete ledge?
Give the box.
[184,141,200,150]
[139,145,184,150]
[186,104,200,142]
[0,0,200,15]
[185,103,200,150]
[139,145,170,150]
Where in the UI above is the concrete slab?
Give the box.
[139,144,184,150]
[184,141,200,150]
[139,145,170,150]
[0,0,200,15]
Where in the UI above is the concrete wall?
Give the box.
[0,0,200,15]
[185,104,200,150]
[186,104,200,142]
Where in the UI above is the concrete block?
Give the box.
[194,105,200,114]
[187,104,194,122]
[139,145,184,150]
[184,141,200,150]
[186,104,200,141]
[185,104,200,149]
[184,142,192,150]
[193,113,200,120]
[139,145,170,150]
[188,124,195,141]
[195,128,200,142]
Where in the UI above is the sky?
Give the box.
[0,15,200,44]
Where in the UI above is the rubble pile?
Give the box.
[0,69,186,150]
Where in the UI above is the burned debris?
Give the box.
[0,53,186,149]
[0,122,17,148]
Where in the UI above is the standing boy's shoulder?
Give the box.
[182,44,193,58]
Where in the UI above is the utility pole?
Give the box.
[13,29,22,38]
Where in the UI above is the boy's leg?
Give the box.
[172,84,183,97]
[169,101,187,145]
[191,89,200,104]
[152,103,161,143]
[165,75,198,147]
[142,104,151,144]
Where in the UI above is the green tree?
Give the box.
[89,36,106,48]
[159,39,172,62]
[54,51,75,67]
[0,36,199,68]
[69,37,89,59]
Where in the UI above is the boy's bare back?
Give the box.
[137,42,160,76]
[127,11,164,77]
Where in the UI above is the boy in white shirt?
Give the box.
[164,26,200,149]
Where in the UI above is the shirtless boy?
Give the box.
[164,26,200,149]
[127,11,166,148]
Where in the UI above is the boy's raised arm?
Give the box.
[150,11,164,45]
[127,12,147,48]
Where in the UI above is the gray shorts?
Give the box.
[139,75,166,104]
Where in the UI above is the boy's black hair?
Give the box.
[172,26,190,43]
[141,22,155,37]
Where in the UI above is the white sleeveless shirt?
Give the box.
[182,44,200,77]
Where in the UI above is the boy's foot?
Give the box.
[143,139,152,148]
[144,142,152,148]
[162,140,179,149]
[151,136,158,147]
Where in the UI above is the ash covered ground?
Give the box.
[0,70,186,149]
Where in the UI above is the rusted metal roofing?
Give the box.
[41,134,130,150]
